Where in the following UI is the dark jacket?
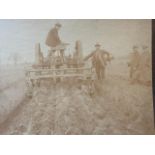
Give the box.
[45,27,61,47]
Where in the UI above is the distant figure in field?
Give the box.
[84,43,110,80]
[138,45,151,85]
[128,45,151,85]
[128,45,141,83]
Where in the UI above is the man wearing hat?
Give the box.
[138,45,151,85]
[84,43,110,80]
[45,23,62,48]
[141,45,150,65]
[128,45,141,83]
[45,23,66,66]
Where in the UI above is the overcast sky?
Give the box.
[0,19,151,64]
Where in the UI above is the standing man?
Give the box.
[138,45,151,85]
[128,45,141,83]
[84,43,110,80]
[140,45,151,68]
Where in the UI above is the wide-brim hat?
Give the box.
[142,45,148,49]
[95,43,101,47]
[55,23,62,27]
[133,45,138,49]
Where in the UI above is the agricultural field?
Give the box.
[0,59,154,134]
[0,65,26,124]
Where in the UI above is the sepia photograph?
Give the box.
[0,19,154,134]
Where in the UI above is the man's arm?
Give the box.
[83,51,95,61]
[102,50,111,61]
[102,50,110,56]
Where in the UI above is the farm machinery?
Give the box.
[25,41,96,97]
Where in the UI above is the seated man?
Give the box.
[45,23,67,64]
[46,23,62,49]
